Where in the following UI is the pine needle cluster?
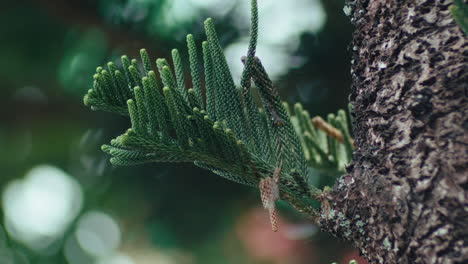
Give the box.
[291,104,353,173]
[83,0,353,217]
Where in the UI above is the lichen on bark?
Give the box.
[319,0,468,263]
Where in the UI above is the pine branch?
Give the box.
[83,0,354,222]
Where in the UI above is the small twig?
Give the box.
[312,116,345,143]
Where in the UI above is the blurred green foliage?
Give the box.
[59,29,109,95]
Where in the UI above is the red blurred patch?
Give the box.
[235,207,316,264]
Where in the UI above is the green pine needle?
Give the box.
[187,34,203,108]
[171,49,188,101]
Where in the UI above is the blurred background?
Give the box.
[0,0,367,263]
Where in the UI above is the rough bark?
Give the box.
[319,0,467,263]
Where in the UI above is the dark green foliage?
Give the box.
[451,0,468,35]
[83,0,353,210]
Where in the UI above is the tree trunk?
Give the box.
[318,0,467,263]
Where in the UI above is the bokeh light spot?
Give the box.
[2,165,83,251]
[226,0,326,81]
[76,211,121,258]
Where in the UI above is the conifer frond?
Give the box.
[83,0,354,216]
[85,37,317,198]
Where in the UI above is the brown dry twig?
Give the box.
[312,116,344,143]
